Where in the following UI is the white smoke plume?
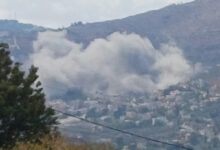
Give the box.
[29,31,193,98]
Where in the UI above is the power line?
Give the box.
[45,84,193,149]
[54,109,193,150]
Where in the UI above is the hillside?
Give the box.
[0,20,44,61]
[1,0,220,65]
[66,0,220,64]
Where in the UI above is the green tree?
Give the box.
[0,43,57,147]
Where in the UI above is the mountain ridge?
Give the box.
[1,0,220,65]
[65,0,220,65]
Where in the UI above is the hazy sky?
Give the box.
[0,0,194,28]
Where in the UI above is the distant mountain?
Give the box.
[0,20,45,61]
[66,0,220,65]
[1,0,220,66]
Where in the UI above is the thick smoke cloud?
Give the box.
[29,31,193,98]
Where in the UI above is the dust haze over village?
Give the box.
[1,0,220,149]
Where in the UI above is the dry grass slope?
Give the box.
[0,136,114,150]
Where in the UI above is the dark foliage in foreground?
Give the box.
[0,43,57,147]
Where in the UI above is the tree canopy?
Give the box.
[0,43,57,147]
